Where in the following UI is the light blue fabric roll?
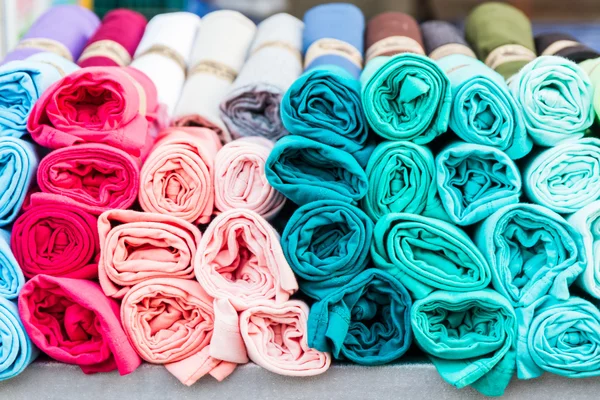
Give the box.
[568,200,600,299]
[0,297,38,381]
[0,230,24,300]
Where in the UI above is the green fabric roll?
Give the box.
[580,57,600,124]
[411,289,517,396]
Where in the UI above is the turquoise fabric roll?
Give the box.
[265,135,368,205]
[0,230,24,300]
[0,297,38,381]
[282,200,373,300]
[360,53,451,143]
[475,203,585,308]
[517,296,600,379]
[307,269,412,365]
[524,138,600,214]
[568,201,600,298]
[509,55,594,147]
[372,213,491,299]
[436,142,522,226]
[362,141,448,222]
[411,289,517,396]
[437,54,531,159]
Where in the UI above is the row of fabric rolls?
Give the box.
[1,0,600,396]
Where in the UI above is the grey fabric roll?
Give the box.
[421,20,476,60]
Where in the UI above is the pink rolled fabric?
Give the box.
[139,127,221,224]
[121,278,236,385]
[240,300,331,376]
[98,210,202,299]
[214,137,286,219]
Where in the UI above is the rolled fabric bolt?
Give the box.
[421,20,477,60]
[475,203,585,308]
[98,210,202,299]
[372,213,491,299]
[214,137,286,219]
[11,193,99,280]
[174,10,257,143]
[0,297,38,381]
[436,142,522,226]
[281,200,373,300]
[411,289,517,397]
[78,9,147,67]
[219,13,303,141]
[509,56,594,146]
[308,269,412,365]
[2,5,100,64]
[361,12,452,143]
[0,230,25,300]
[139,127,221,224]
[265,136,368,206]
[568,201,600,298]
[121,278,236,385]
[241,300,331,376]
[535,32,600,63]
[465,2,536,80]
[130,12,200,116]
[580,57,600,123]
[19,275,141,375]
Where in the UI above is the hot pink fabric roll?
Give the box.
[121,278,236,385]
[214,137,286,219]
[139,127,221,224]
[240,300,331,376]
[98,210,201,298]
[19,275,141,375]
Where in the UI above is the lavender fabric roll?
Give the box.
[421,21,476,60]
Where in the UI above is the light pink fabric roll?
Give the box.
[98,209,201,298]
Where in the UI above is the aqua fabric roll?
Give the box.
[307,269,412,365]
[265,136,368,205]
[411,289,517,396]
[372,213,491,299]
[0,230,24,300]
[436,142,522,226]
[509,55,594,147]
[0,297,38,381]
[568,201,600,299]
[437,54,531,159]
[360,53,451,143]
[282,200,373,300]
[475,203,585,308]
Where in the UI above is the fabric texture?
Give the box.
[568,201,600,299]
[535,33,599,63]
[365,12,424,57]
[580,58,600,123]
[0,297,38,381]
[0,230,25,300]
[421,21,473,57]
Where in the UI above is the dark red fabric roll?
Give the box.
[365,12,424,59]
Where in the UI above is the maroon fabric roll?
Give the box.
[78,9,147,67]
[365,12,425,61]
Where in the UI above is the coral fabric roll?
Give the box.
[421,21,477,60]
[98,210,201,299]
[535,33,599,63]
[19,275,141,375]
[121,278,236,385]
[78,9,147,67]
[1,5,100,64]
[219,13,303,141]
[174,11,257,143]
[240,300,331,376]
[139,127,221,224]
[214,137,285,219]
[0,297,38,381]
[11,193,99,279]
[569,201,600,298]
[0,230,25,300]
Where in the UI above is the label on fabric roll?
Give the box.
[541,40,581,56]
[78,40,132,66]
[136,44,187,72]
[429,43,477,61]
[188,60,238,82]
[251,40,302,63]
[304,38,363,69]
[485,44,536,71]
[16,38,73,61]
[365,36,425,63]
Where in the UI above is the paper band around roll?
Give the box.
[304,38,363,70]
[540,40,581,56]
[121,72,147,117]
[37,60,67,77]
[136,44,187,73]
[78,40,133,66]
[188,60,238,83]
[16,38,73,61]
[588,59,600,77]
[445,64,470,75]
[429,43,477,61]
[252,40,302,63]
[485,44,536,71]
[365,36,425,63]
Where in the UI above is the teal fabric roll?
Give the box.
[436,142,522,226]
[0,230,24,300]
[307,269,412,365]
[282,200,373,300]
[265,135,368,205]
[437,54,531,159]
[475,203,585,308]
[568,201,600,298]
[509,55,594,147]
[361,53,451,143]
[362,141,448,222]
[372,213,491,299]
[411,289,517,396]
[524,138,600,214]
[0,297,38,381]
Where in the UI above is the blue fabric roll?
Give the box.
[0,297,38,381]
[0,230,24,300]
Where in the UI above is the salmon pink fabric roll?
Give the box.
[19,275,141,375]
[214,137,286,219]
[98,210,201,299]
[121,278,236,386]
[11,193,99,279]
[139,127,221,224]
